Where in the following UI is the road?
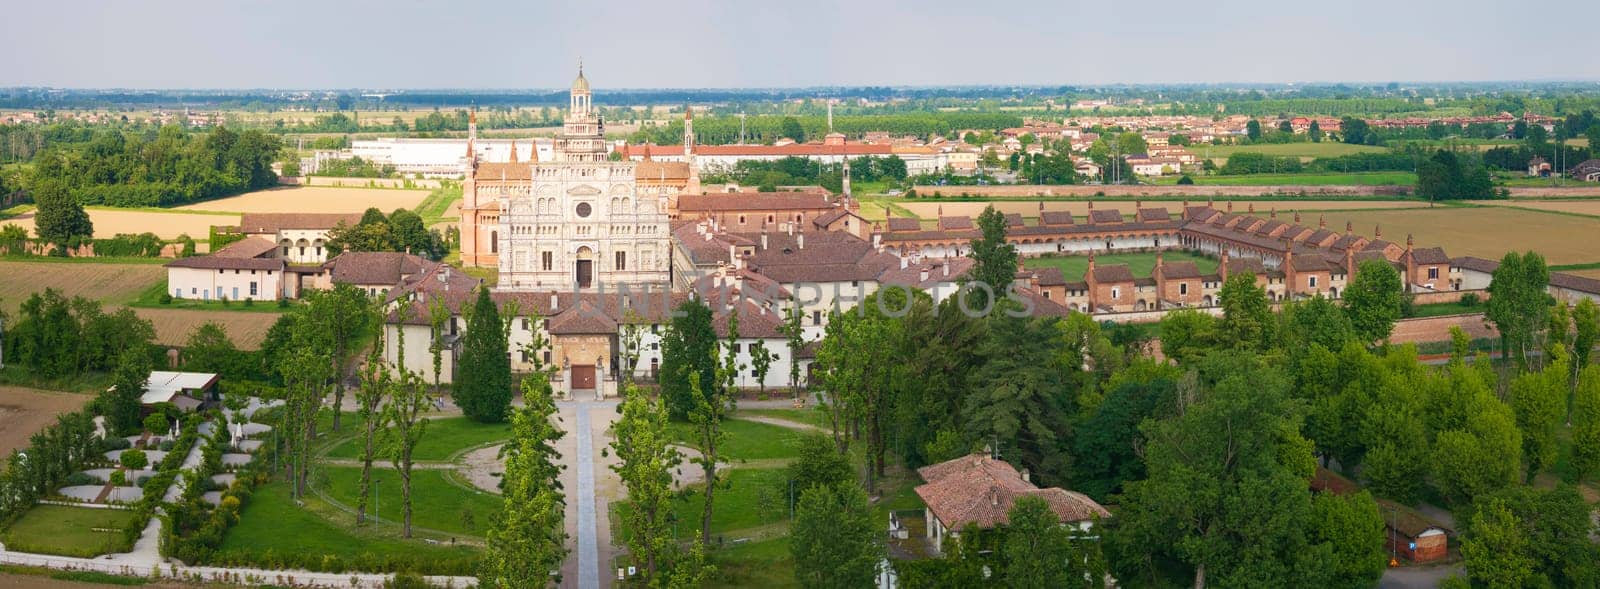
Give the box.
[558,399,620,589]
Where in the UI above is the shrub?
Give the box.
[159,439,176,451]
[110,470,127,486]
[1176,174,1196,185]
[1459,292,1480,306]
[159,292,173,305]
[100,436,132,451]
[277,298,289,309]
[64,472,97,486]
[243,298,254,307]
[120,449,149,471]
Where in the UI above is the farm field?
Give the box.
[1189,142,1389,163]
[0,505,137,557]
[175,186,429,214]
[1566,268,1600,280]
[893,199,1426,221]
[0,386,92,455]
[1026,250,1219,282]
[133,307,280,349]
[1477,199,1600,216]
[0,261,165,314]
[1155,172,1418,186]
[4,208,237,240]
[1314,207,1600,266]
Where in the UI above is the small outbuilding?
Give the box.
[139,371,220,412]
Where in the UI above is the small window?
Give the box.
[522,317,531,330]
[542,251,553,271]
[1179,283,1188,295]
[1309,276,1318,288]
[1428,267,1439,280]
[616,251,627,271]
[1111,287,1120,299]
[812,310,822,325]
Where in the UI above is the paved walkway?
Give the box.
[573,401,601,589]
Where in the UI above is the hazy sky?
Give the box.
[3,0,1596,89]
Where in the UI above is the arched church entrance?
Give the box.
[575,246,594,289]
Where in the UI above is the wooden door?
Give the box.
[572,364,596,390]
[577,259,593,289]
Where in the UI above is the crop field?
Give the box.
[1314,207,1600,266]
[1190,142,1389,163]
[894,199,1427,221]
[0,386,93,455]
[1478,199,1600,216]
[1566,268,1600,281]
[133,307,279,349]
[0,261,165,313]
[176,186,429,214]
[1157,172,1419,186]
[4,208,237,240]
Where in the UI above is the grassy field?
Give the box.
[4,208,237,240]
[737,408,831,429]
[0,505,137,557]
[892,199,1426,221]
[1409,300,1487,318]
[1189,142,1389,163]
[666,419,809,462]
[1025,250,1219,282]
[1314,206,1600,266]
[316,466,501,536]
[1155,172,1418,186]
[415,186,463,225]
[708,536,796,588]
[0,260,165,314]
[323,416,511,461]
[127,280,293,313]
[670,468,793,535]
[215,480,479,574]
[175,186,430,214]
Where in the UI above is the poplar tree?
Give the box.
[354,307,391,525]
[791,483,883,589]
[1343,259,1403,345]
[610,384,685,584]
[304,283,370,432]
[481,371,568,587]
[383,371,430,538]
[457,287,512,423]
[105,348,150,436]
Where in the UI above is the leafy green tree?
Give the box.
[1307,491,1388,588]
[182,321,246,378]
[1158,308,1219,364]
[661,299,718,420]
[1107,352,1333,588]
[1246,119,1263,141]
[780,116,806,143]
[304,283,369,431]
[353,313,391,525]
[791,484,884,589]
[1309,120,1323,142]
[1431,397,1522,505]
[788,433,854,493]
[1217,273,1273,350]
[1072,377,1175,501]
[119,448,147,471]
[686,367,731,546]
[104,348,150,436]
[29,178,92,252]
[1509,348,1568,479]
[1572,366,1600,480]
[964,314,1073,484]
[1487,251,1551,368]
[1461,500,1535,588]
[1570,298,1599,383]
[610,384,683,584]
[1002,496,1101,589]
[383,372,430,537]
[1471,485,1600,587]
[480,375,567,587]
[1343,259,1403,344]
[777,304,806,395]
[966,205,1018,311]
[457,288,512,423]
[1281,296,1357,353]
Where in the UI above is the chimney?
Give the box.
[786,222,794,236]
[1345,220,1353,236]
[1020,469,1030,483]
[919,267,929,282]
[728,244,736,262]
[872,233,882,249]
[1374,224,1382,239]
[549,292,558,311]
[1220,249,1230,282]
[942,262,950,277]
[1319,214,1327,229]
[1294,211,1302,224]
[1283,239,1296,295]
[760,232,769,250]
[798,233,805,250]
[1227,200,1234,212]
[900,256,909,270]
[1345,247,1355,283]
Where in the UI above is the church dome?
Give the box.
[572,66,590,94]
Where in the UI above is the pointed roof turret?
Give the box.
[507,139,518,163]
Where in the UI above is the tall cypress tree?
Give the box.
[457,287,511,423]
[660,299,718,420]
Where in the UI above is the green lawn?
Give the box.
[324,416,511,461]
[415,186,463,224]
[737,408,831,430]
[1024,250,1218,282]
[1189,142,1389,162]
[1156,172,1418,186]
[1408,300,1486,318]
[670,468,793,536]
[0,505,138,557]
[215,480,480,574]
[316,466,501,536]
[666,418,809,461]
[127,279,295,312]
[708,536,797,589]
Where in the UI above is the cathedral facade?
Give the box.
[458,66,671,291]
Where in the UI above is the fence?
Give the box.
[0,550,475,588]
